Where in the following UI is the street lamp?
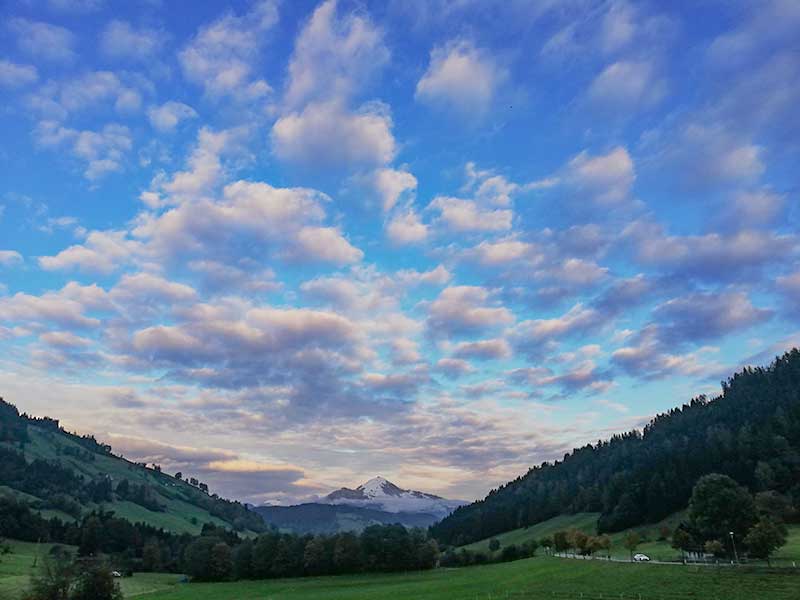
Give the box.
[729,531,739,564]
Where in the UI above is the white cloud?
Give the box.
[415,39,505,118]
[147,101,198,133]
[272,101,395,167]
[429,196,512,232]
[30,71,143,119]
[371,168,417,212]
[387,209,428,244]
[10,18,76,63]
[294,226,363,265]
[427,286,514,336]
[588,60,666,111]
[453,338,512,360]
[39,230,138,274]
[0,60,38,87]
[0,250,23,266]
[35,121,132,180]
[179,1,278,100]
[284,0,389,108]
[565,146,635,206]
[100,20,165,61]
[470,238,537,266]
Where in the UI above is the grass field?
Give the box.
[130,558,800,600]
[3,537,799,600]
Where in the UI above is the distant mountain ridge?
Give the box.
[323,476,465,519]
[254,476,466,534]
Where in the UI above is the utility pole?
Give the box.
[729,531,739,564]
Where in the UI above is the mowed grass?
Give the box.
[136,558,800,600]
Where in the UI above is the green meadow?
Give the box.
[3,538,799,600]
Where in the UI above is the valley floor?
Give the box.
[2,539,800,600]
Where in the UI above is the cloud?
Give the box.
[415,39,506,118]
[653,291,772,344]
[35,121,132,180]
[110,272,197,307]
[435,358,475,379]
[777,271,800,304]
[39,230,138,274]
[179,1,278,100]
[391,338,422,365]
[108,434,308,504]
[294,226,364,265]
[100,20,166,61]
[29,71,144,119]
[718,189,785,229]
[0,283,109,330]
[427,286,514,337]
[0,250,23,266]
[132,179,361,268]
[9,18,76,62]
[386,208,428,244]
[512,303,604,357]
[40,331,91,349]
[612,325,718,380]
[452,338,512,360]
[429,196,512,232]
[564,146,635,206]
[272,100,396,167]
[147,102,198,133]
[469,238,537,265]
[623,221,795,282]
[587,60,667,112]
[371,168,417,212]
[0,60,38,87]
[670,123,764,186]
[284,0,389,108]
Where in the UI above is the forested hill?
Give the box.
[431,350,800,546]
[0,398,265,535]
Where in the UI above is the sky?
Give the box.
[0,0,798,506]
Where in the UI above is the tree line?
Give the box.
[432,350,800,546]
[0,495,440,584]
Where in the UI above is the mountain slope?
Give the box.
[0,398,265,535]
[323,476,465,518]
[431,349,800,546]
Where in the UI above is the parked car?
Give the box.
[633,553,650,562]
[111,571,122,578]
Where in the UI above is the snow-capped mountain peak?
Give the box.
[323,476,464,519]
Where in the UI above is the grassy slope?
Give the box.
[1,425,233,535]
[460,512,800,565]
[461,512,599,553]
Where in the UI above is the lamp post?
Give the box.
[729,531,739,564]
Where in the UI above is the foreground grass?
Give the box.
[136,558,799,600]
[3,537,798,600]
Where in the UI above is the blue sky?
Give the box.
[0,0,798,505]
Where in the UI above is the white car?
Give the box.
[633,553,650,562]
[111,571,122,578]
